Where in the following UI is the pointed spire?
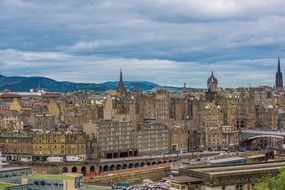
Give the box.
[120,68,123,82]
[278,57,281,72]
[117,68,125,94]
[275,57,283,88]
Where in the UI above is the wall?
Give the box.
[86,167,171,186]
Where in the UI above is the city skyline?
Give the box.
[0,0,284,88]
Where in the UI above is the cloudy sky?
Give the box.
[0,0,284,88]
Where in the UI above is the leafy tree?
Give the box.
[254,169,285,190]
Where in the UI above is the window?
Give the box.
[222,187,226,190]
[236,184,243,190]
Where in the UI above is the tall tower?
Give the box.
[275,58,283,88]
[117,68,126,94]
[207,71,218,92]
[206,71,218,102]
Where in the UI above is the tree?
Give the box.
[254,169,285,190]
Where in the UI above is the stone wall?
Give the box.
[86,167,171,186]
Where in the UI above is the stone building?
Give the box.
[218,95,238,127]
[170,97,191,122]
[170,126,189,152]
[176,161,285,190]
[236,90,256,129]
[155,90,171,121]
[138,94,156,120]
[0,132,32,160]
[203,103,224,150]
[47,99,60,118]
[255,102,278,130]
[136,120,169,155]
[0,111,24,131]
[95,121,137,158]
[32,128,86,161]
[95,119,170,158]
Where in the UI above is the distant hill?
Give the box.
[0,75,202,92]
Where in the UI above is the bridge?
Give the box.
[240,130,285,142]
[240,130,285,149]
[98,151,220,172]
[11,151,222,175]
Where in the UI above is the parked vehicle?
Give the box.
[46,157,64,162]
[20,157,32,162]
[112,182,129,190]
[66,155,86,162]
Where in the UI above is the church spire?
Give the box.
[120,68,123,83]
[117,68,126,94]
[275,58,283,88]
[278,57,281,72]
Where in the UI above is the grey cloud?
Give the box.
[0,0,284,87]
[0,49,281,88]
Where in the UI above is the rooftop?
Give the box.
[206,157,246,164]
[189,161,285,176]
[28,174,79,180]
[0,167,30,172]
[166,176,202,183]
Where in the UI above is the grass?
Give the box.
[0,182,16,189]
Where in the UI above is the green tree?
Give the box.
[254,169,285,190]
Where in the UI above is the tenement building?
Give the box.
[95,121,137,158]
[95,120,170,158]
[0,132,32,161]
[136,120,169,155]
[170,125,189,152]
[31,128,86,161]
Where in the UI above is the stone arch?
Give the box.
[174,160,177,162]
[140,162,145,167]
[157,161,162,164]
[122,164,128,169]
[151,162,156,165]
[110,165,116,171]
[116,164,121,170]
[103,165,109,172]
[90,166,95,173]
[129,163,134,168]
[71,167,78,173]
[163,161,167,163]
[169,160,173,163]
[135,163,140,167]
[62,167,68,173]
[146,162,151,166]
[172,145,178,151]
[81,166,87,175]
